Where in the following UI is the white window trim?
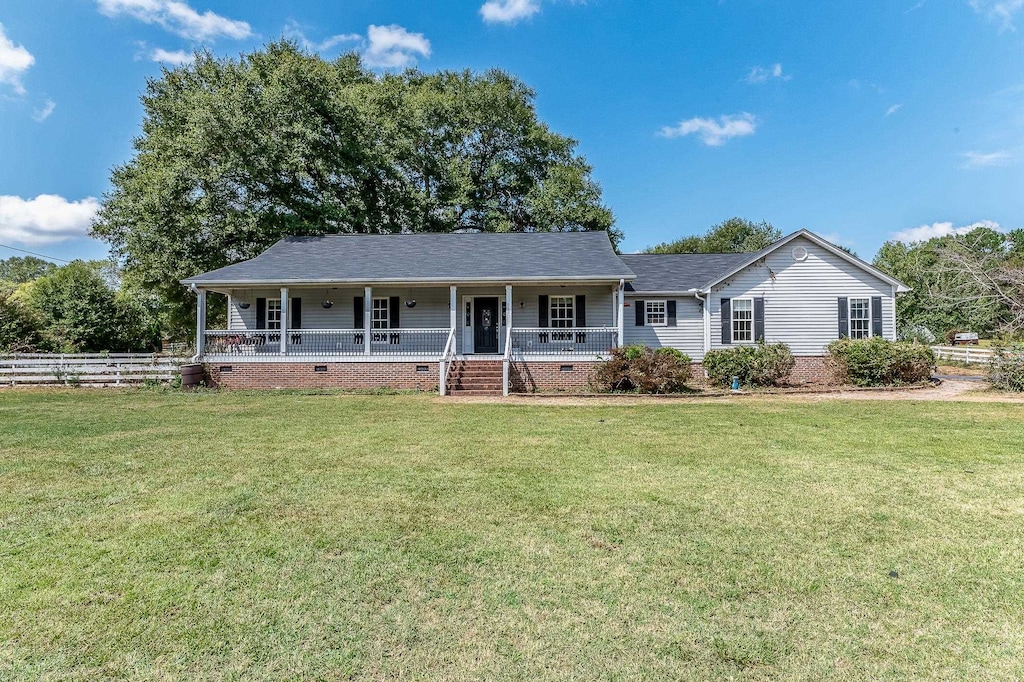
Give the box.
[266,298,282,331]
[549,295,575,341]
[645,299,668,327]
[848,297,872,339]
[731,297,754,343]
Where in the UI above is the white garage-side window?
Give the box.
[849,298,871,339]
[732,298,753,342]
[645,300,667,326]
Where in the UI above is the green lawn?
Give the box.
[1,390,1022,680]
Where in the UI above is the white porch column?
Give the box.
[195,288,207,359]
[503,284,513,397]
[279,287,289,354]
[364,286,373,356]
[449,285,457,339]
[617,279,625,347]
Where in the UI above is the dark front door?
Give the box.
[473,297,499,354]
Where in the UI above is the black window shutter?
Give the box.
[635,300,645,326]
[720,298,731,345]
[389,296,400,329]
[871,296,883,337]
[838,297,849,338]
[354,297,364,329]
[754,298,765,342]
[575,295,586,327]
[291,298,302,330]
[256,298,267,329]
[538,295,549,327]
[667,300,677,326]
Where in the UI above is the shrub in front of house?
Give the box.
[701,341,796,388]
[593,344,692,393]
[827,337,935,386]
[988,344,1024,392]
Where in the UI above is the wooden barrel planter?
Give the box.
[180,363,206,389]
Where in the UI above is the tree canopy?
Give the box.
[0,256,57,285]
[92,42,616,335]
[644,218,781,254]
[873,226,1024,341]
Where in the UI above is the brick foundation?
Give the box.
[509,361,600,393]
[204,362,438,391]
[691,355,834,387]
[201,356,835,393]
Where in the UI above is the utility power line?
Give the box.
[0,243,74,263]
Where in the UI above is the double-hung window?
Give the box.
[732,298,753,343]
[849,298,871,339]
[645,300,667,326]
[372,297,390,343]
[266,299,282,330]
[549,296,574,341]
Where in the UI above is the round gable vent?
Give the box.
[792,245,808,262]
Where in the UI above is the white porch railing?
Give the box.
[438,327,457,396]
[203,328,451,357]
[510,327,618,355]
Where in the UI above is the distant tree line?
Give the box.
[874,226,1024,342]
[0,256,163,353]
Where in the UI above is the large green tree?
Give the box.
[20,261,160,352]
[645,218,781,254]
[92,42,616,336]
[873,226,1024,340]
[0,256,57,285]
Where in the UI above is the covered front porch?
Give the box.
[194,281,626,394]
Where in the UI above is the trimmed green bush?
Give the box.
[988,345,1024,392]
[702,341,796,388]
[594,345,692,393]
[827,337,935,386]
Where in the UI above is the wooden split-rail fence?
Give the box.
[930,345,994,365]
[0,353,190,387]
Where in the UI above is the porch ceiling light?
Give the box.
[322,299,334,309]
[405,299,417,308]
[238,301,251,309]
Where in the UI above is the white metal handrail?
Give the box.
[439,327,457,396]
[502,323,513,396]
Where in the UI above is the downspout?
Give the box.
[691,289,710,359]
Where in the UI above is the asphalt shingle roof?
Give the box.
[619,253,754,293]
[182,231,635,285]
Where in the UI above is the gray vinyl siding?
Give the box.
[228,287,449,330]
[709,236,896,356]
[229,285,617,355]
[624,296,704,360]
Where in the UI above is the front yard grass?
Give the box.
[1,390,1022,680]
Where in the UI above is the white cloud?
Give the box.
[32,99,55,122]
[892,219,1003,243]
[480,0,541,23]
[97,0,252,41]
[0,195,101,246]
[969,0,1024,31]
[745,63,790,84]
[362,25,430,69]
[0,23,34,95]
[885,103,903,117]
[659,113,758,147]
[283,21,360,53]
[963,150,1012,167]
[150,47,194,65]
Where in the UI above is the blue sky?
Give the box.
[1,0,1023,264]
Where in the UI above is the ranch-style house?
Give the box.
[182,229,909,394]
